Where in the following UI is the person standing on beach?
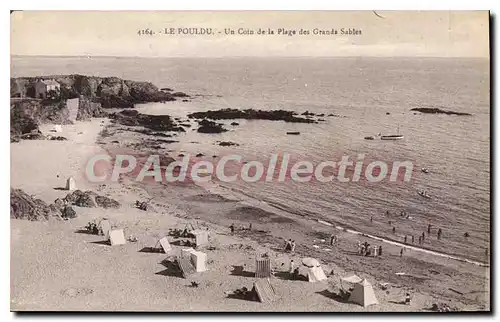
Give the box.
[405,293,411,305]
[370,216,373,224]
[411,235,415,243]
[289,260,295,273]
[404,235,407,244]
[422,232,425,241]
[378,245,382,256]
[418,236,422,245]
[392,227,396,234]
[291,240,296,252]
[330,234,335,245]
[230,223,235,234]
[400,248,404,257]
[427,224,431,234]
[437,228,442,240]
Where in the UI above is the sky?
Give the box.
[10,11,490,58]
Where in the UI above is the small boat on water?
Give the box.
[380,125,404,140]
[381,134,404,140]
[421,167,430,174]
[286,131,300,135]
[417,189,431,199]
[364,136,375,140]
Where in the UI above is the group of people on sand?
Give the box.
[357,241,382,257]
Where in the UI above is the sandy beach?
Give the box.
[10,114,490,312]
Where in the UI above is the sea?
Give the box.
[11,56,490,261]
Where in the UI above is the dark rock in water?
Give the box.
[410,107,472,116]
[155,139,179,144]
[112,140,119,143]
[49,136,68,141]
[231,122,239,126]
[286,131,300,135]
[318,118,326,121]
[386,112,391,115]
[188,108,317,124]
[111,110,185,132]
[120,109,139,117]
[182,99,190,102]
[161,87,173,92]
[301,111,315,116]
[172,92,190,98]
[218,141,239,147]
[196,153,204,157]
[197,119,228,133]
[11,188,61,221]
[95,195,120,209]
[317,114,325,117]
[61,206,77,219]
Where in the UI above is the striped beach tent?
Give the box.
[252,278,278,303]
[255,256,272,278]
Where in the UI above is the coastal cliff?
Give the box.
[10,75,188,140]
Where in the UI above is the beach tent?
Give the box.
[192,229,209,247]
[349,279,379,307]
[189,250,207,272]
[255,256,272,278]
[178,256,196,278]
[251,278,278,303]
[54,125,62,133]
[99,219,111,239]
[301,257,327,282]
[66,177,76,191]
[109,229,126,246]
[181,247,196,258]
[342,275,363,284]
[159,237,172,253]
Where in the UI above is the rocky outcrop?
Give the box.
[11,75,188,109]
[410,107,472,116]
[63,190,120,209]
[218,141,240,147]
[10,188,61,221]
[10,75,188,141]
[188,108,318,124]
[110,110,186,132]
[197,119,228,133]
[77,96,106,120]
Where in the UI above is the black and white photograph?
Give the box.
[9,10,491,312]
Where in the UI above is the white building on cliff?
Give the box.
[34,79,60,99]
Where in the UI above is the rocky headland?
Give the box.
[187,108,319,123]
[10,75,189,141]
